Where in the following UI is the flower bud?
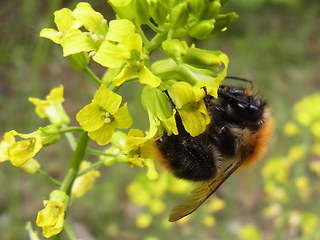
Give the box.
[151,58,178,80]
[67,52,89,70]
[176,64,198,85]
[133,0,150,24]
[38,125,60,146]
[187,0,205,16]
[161,39,186,62]
[170,2,188,29]
[188,19,215,39]
[110,131,127,149]
[19,158,40,174]
[212,12,238,34]
[141,86,173,121]
[182,48,223,69]
[50,190,69,208]
[201,0,221,19]
[149,0,168,25]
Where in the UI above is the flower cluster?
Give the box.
[1,0,241,238]
[0,130,42,174]
[261,93,320,237]
[76,84,132,145]
[36,190,69,238]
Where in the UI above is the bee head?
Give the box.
[217,85,266,123]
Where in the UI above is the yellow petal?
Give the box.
[137,66,161,87]
[114,103,132,129]
[18,158,40,174]
[93,84,122,114]
[40,28,62,44]
[106,19,135,42]
[76,102,104,132]
[113,65,136,86]
[123,33,142,52]
[93,41,128,68]
[88,123,114,145]
[47,85,64,102]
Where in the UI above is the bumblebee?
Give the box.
[155,80,274,222]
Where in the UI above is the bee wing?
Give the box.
[169,159,242,222]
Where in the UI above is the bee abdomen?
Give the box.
[157,135,216,181]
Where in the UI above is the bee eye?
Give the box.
[236,102,248,109]
[233,101,262,121]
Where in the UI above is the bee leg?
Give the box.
[208,124,236,157]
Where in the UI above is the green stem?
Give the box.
[59,126,83,150]
[86,147,117,157]
[167,28,174,40]
[37,169,61,187]
[147,20,160,33]
[53,132,89,240]
[60,131,90,195]
[64,132,77,150]
[58,126,83,134]
[135,20,149,44]
[145,30,169,54]
[84,66,102,86]
[77,159,105,177]
[64,221,78,240]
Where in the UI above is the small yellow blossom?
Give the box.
[168,81,211,137]
[40,8,82,44]
[203,216,216,227]
[136,213,152,228]
[309,160,320,176]
[206,197,226,212]
[29,85,70,127]
[125,129,159,179]
[0,130,42,173]
[301,212,318,235]
[19,158,40,174]
[93,21,161,87]
[284,122,300,136]
[295,176,311,201]
[76,84,132,145]
[239,224,261,240]
[36,190,69,238]
[287,144,306,164]
[72,161,101,198]
[263,203,282,219]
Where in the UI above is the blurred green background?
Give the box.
[1,0,320,239]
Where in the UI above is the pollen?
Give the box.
[104,118,111,123]
[102,112,112,124]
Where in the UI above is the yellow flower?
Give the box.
[295,176,311,201]
[18,158,40,174]
[136,213,152,228]
[29,85,70,127]
[72,161,101,198]
[76,84,132,145]
[168,81,211,137]
[36,190,69,238]
[125,129,159,180]
[239,224,261,240]
[93,20,161,87]
[0,130,42,173]
[41,3,107,57]
[40,8,82,44]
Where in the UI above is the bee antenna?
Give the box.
[201,86,208,96]
[163,90,176,108]
[225,76,253,88]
